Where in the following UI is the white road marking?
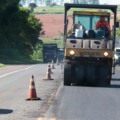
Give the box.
[38,117,56,120]
[0,65,35,79]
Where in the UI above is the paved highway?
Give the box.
[0,64,120,120]
[0,64,63,120]
[44,65,120,120]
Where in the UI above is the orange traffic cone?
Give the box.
[26,75,41,100]
[43,65,54,80]
[51,60,55,69]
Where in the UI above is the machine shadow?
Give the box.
[109,84,120,88]
[0,108,13,114]
[109,78,120,88]
[111,78,120,81]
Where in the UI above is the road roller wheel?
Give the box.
[98,63,109,87]
[87,64,96,86]
[64,62,71,86]
[76,64,84,86]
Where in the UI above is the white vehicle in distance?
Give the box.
[114,47,120,64]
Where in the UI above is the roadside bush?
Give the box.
[116,19,120,36]
[31,42,43,61]
[0,0,43,63]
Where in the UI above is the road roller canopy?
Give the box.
[73,11,110,30]
[64,3,118,48]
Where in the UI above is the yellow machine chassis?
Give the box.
[65,48,113,58]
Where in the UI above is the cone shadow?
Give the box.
[0,109,13,114]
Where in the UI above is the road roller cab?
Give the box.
[63,3,118,86]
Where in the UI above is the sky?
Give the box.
[100,0,120,5]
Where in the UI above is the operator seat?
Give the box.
[86,30,96,38]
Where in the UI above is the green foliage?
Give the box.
[0,0,43,63]
[34,6,64,14]
[116,19,120,36]
[31,34,64,61]
[41,37,63,48]
[0,63,4,67]
[51,3,57,7]
[31,43,43,61]
[34,4,120,14]
[118,6,120,12]
[29,3,37,12]
[45,0,52,6]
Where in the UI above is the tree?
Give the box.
[87,0,99,4]
[73,0,79,3]
[45,0,52,6]
[80,0,87,4]
[116,19,120,36]
[0,0,43,57]
[51,2,57,7]
[92,0,99,4]
[29,3,37,12]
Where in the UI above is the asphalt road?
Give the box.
[44,65,120,120]
[1,64,120,120]
[0,63,63,120]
